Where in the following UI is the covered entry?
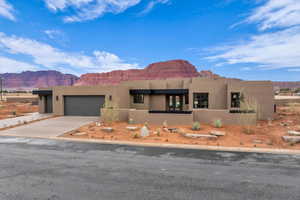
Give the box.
[64,95,105,116]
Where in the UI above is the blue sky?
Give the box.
[0,0,300,81]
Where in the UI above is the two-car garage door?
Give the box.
[64,96,105,116]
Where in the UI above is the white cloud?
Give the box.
[0,0,16,21]
[139,0,170,15]
[44,29,63,39]
[0,32,139,74]
[247,0,300,31]
[0,56,38,73]
[207,0,300,71]
[44,0,141,23]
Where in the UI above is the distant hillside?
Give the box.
[0,70,78,90]
[75,60,221,86]
[273,81,300,89]
[0,60,297,90]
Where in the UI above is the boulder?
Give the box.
[140,126,150,137]
[185,133,217,140]
[252,139,263,144]
[210,131,226,136]
[73,132,87,136]
[288,130,300,136]
[282,136,300,143]
[126,126,138,131]
[101,127,113,133]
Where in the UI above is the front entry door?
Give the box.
[167,95,183,111]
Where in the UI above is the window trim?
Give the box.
[133,94,144,104]
[231,92,241,108]
[193,93,209,109]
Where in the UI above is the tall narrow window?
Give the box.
[231,92,240,108]
[193,93,209,108]
[133,94,144,104]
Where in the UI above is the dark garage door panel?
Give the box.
[64,96,105,116]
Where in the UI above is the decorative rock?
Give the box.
[74,132,87,136]
[282,136,300,143]
[168,128,178,133]
[288,130,300,136]
[210,131,226,136]
[184,133,217,140]
[96,122,102,127]
[252,139,263,144]
[126,126,138,131]
[163,128,169,132]
[140,126,150,137]
[101,127,113,133]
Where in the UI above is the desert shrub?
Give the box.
[287,103,300,115]
[192,121,201,131]
[156,128,161,136]
[101,97,119,125]
[163,120,168,128]
[133,133,139,139]
[239,94,258,134]
[214,119,222,128]
[12,111,16,116]
[128,118,134,124]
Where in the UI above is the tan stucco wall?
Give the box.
[228,81,274,120]
[150,95,166,110]
[189,78,228,110]
[129,109,193,125]
[193,109,257,125]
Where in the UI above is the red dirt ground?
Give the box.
[0,102,38,120]
[62,106,300,150]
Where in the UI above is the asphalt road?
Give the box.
[0,136,299,200]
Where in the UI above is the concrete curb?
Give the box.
[1,133,300,155]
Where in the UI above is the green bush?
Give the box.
[214,119,222,128]
[192,122,201,131]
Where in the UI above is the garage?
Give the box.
[64,95,105,116]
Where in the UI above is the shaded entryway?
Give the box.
[64,96,105,116]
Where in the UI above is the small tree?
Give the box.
[101,96,119,125]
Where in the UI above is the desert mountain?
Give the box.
[0,70,78,90]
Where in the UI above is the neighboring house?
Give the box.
[33,77,274,125]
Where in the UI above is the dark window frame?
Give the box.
[193,93,209,109]
[133,94,144,104]
[231,92,241,108]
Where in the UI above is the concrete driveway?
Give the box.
[0,116,98,138]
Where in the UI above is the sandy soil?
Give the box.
[62,106,300,150]
[0,102,38,120]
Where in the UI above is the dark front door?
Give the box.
[64,95,105,116]
[166,95,183,111]
[45,95,53,113]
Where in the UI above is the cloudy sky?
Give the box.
[0,0,299,81]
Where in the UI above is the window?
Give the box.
[185,94,189,105]
[193,93,209,108]
[133,94,144,104]
[231,92,240,108]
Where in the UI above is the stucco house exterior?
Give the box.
[33,77,275,125]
